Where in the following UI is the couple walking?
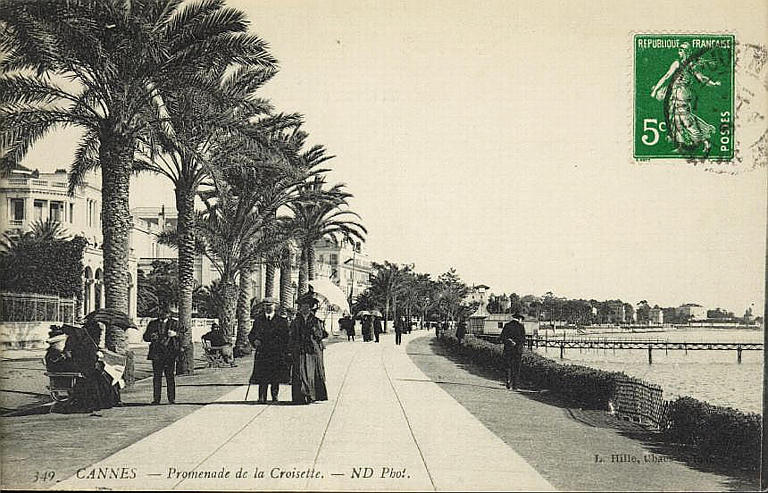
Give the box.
[248,293,328,405]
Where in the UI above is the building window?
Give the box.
[34,200,46,221]
[69,203,74,223]
[498,322,504,329]
[50,201,64,222]
[330,254,338,265]
[10,198,24,221]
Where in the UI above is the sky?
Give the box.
[22,0,767,315]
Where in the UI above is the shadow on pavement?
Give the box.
[415,336,759,490]
[617,429,758,490]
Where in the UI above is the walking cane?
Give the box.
[244,381,252,402]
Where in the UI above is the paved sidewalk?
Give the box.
[55,333,553,491]
[408,336,757,492]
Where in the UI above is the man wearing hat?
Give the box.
[248,297,290,403]
[143,305,181,404]
[289,291,328,404]
[202,322,235,366]
[498,312,526,390]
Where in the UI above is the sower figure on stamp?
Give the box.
[248,297,290,403]
[144,305,181,404]
[498,312,526,390]
[650,42,720,153]
[290,292,329,404]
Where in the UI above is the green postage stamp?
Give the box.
[634,34,734,160]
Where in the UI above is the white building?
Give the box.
[677,303,707,321]
[314,237,373,304]
[0,167,138,320]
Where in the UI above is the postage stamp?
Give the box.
[633,34,735,161]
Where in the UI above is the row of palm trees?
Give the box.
[355,263,477,331]
[0,0,365,374]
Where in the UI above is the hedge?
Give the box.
[440,331,624,408]
[0,236,86,299]
[437,332,761,473]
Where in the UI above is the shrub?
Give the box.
[664,396,760,471]
[439,332,623,408]
[437,333,761,473]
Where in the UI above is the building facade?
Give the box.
[314,237,373,304]
[677,303,707,321]
[0,167,138,320]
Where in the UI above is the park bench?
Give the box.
[201,339,229,368]
[43,371,84,403]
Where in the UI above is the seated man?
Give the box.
[202,322,235,366]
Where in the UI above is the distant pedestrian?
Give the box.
[249,297,290,403]
[144,306,181,404]
[339,313,355,341]
[498,312,526,390]
[394,316,406,345]
[290,293,328,404]
[456,320,467,344]
[361,315,373,342]
[373,316,382,343]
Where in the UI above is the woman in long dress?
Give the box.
[289,293,328,404]
[650,42,721,152]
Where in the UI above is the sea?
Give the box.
[534,328,763,414]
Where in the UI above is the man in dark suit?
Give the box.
[143,306,181,404]
[498,312,526,390]
[249,297,290,403]
[373,316,383,343]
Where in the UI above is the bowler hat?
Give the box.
[296,292,318,307]
[261,296,277,304]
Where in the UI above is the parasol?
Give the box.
[308,279,350,314]
[356,310,371,318]
[84,308,137,329]
[370,310,383,317]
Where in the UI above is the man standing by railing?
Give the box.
[498,312,526,390]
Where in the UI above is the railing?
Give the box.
[0,292,75,323]
[526,336,762,364]
[611,376,668,428]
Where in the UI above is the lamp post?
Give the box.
[345,243,357,309]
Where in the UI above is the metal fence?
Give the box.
[611,375,667,428]
[0,292,76,323]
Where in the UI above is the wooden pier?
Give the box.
[475,334,763,364]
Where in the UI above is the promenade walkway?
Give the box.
[55,333,554,491]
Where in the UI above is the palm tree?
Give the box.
[0,0,274,313]
[370,261,412,332]
[288,176,367,296]
[130,67,286,373]
[0,0,275,358]
[193,146,308,341]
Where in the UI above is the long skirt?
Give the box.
[291,351,328,403]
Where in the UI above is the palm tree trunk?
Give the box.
[307,244,316,281]
[99,128,135,384]
[219,276,238,341]
[175,187,196,375]
[279,245,293,310]
[298,246,308,296]
[235,266,252,357]
[264,262,275,298]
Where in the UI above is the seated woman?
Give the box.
[44,326,78,373]
[58,323,120,413]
